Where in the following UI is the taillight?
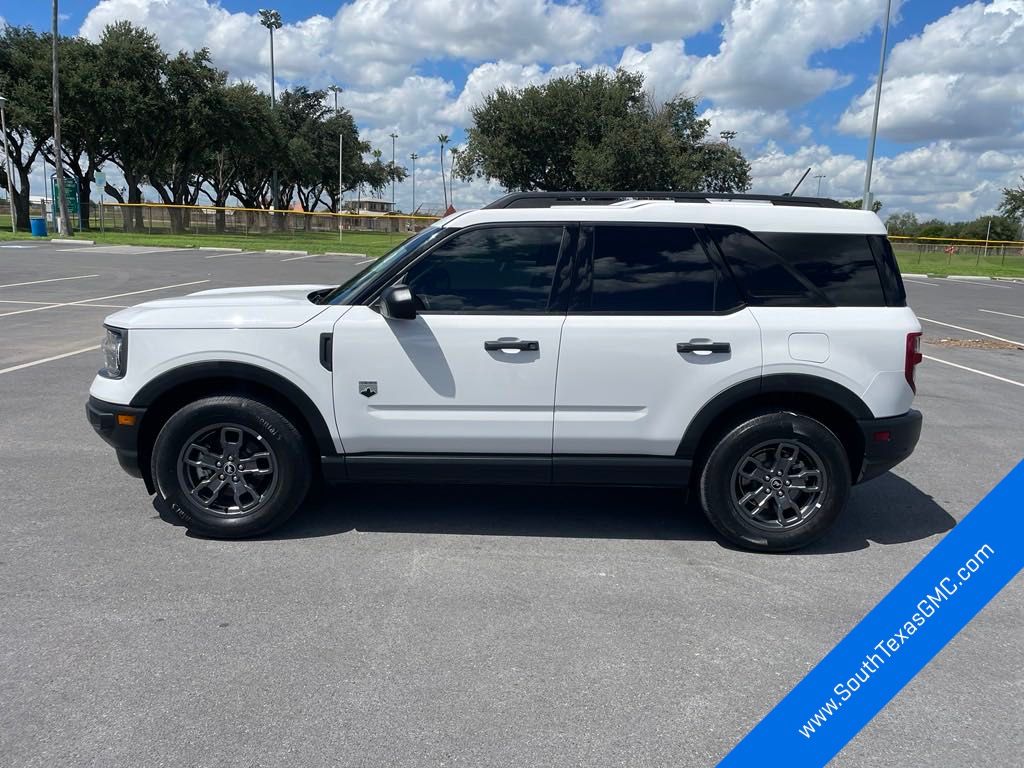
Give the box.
[905,332,923,393]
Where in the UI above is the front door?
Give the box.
[332,224,572,457]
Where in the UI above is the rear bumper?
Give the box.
[86,396,148,480]
[856,408,922,483]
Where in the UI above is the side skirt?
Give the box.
[321,454,692,487]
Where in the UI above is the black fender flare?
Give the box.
[131,361,337,456]
[676,373,872,458]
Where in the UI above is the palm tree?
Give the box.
[437,134,449,209]
[449,147,460,209]
[371,148,383,198]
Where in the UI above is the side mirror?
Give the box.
[381,284,417,320]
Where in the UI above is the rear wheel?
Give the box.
[152,395,311,538]
[699,412,850,552]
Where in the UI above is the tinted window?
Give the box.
[758,233,886,306]
[405,226,564,312]
[586,225,735,312]
[868,235,907,307]
[709,227,887,306]
[708,226,815,305]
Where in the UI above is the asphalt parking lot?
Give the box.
[1,241,1021,767]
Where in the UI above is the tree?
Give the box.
[453,69,751,194]
[146,49,228,232]
[998,176,1024,224]
[885,211,918,236]
[839,198,883,213]
[96,21,166,231]
[0,26,50,230]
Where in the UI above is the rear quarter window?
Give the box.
[708,226,893,307]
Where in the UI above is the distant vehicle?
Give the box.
[88,191,922,551]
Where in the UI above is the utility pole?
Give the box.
[51,0,71,235]
[862,0,892,211]
[0,95,15,232]
[814,174,826,196]
[409,152,418,214]
[338,132,343,243]
[259,9,282,219]
[389,132,397,212]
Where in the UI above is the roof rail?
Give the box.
[483,191,844,209]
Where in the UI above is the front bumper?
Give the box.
[856,408,922,483]
[86,396,148,480]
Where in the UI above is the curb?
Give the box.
[945,275,994,282]
[266,249,308,255]
[902,273,928,278]
[50,238,94,245]
[323,251,367,258]
[198,246,243,252]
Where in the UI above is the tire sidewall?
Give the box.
[700,412,851,552]
[152,396,310,537]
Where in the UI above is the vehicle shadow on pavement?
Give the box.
[220,471,955,553]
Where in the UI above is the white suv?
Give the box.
[87,191,923,551]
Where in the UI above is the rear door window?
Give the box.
[579,225,738,313]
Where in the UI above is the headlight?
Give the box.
[100,326,127,379]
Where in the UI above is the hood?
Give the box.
[103,284,336,330]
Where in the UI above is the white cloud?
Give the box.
[838,0,1024,142]
[604,0,732,46]
[617,41,696,103]
[749,140,1023,219]
[701,107,812,149]
[441,60,587,125]
[687,0,897,109]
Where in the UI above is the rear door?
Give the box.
[332,223,573,456]
[553,223,762,456]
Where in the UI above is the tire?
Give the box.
[151,395,312,538]
[699,411,851,552]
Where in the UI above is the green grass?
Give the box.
[0,226,410,257]
[894,250,1024,278]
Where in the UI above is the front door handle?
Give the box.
[485,340,539,352]
[677,341,731,354]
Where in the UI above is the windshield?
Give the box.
[320,226,445,305]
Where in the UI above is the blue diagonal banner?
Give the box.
[719,459,1024,767]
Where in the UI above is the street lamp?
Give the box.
[0,94,16,232]
[389,132,398,211]
[259,8,282,214]
[862,0,892,210]
[409,152,418,214]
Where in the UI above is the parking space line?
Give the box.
[923,355,1024,389]
[904,279,937,287]
[205,251,259,259]
[0,280,209,318]
[355,258,375,265]
[979,308,1024,321]
[0,274,99,289]
[0,345,100,376]
[917,317,1023,347]
[0,299,127,308]
[281,253,319,262]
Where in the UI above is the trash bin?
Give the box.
[30,217,48,237]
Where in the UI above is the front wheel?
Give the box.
[699,412,851,552]
[151,395,311,538]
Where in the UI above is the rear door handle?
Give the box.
[677,341,731,354]
[485,340,539,352]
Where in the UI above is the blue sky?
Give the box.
[3,1,1020,219]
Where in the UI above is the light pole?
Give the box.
[814,174,826,196]
[389,132,397,212]
[449,147,459,209]
[259,8,282,216]
[327,84,344,240]
[409,152,418,214]
[862,0,892,211]
[0,95,15,232]
[720,130,737,145]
